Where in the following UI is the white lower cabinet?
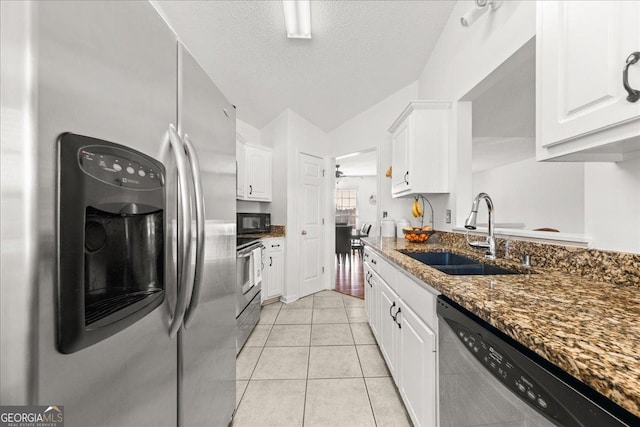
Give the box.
[364,247,438,427]
[378,277,400,381]
[398,299,437,427]
[364,264,379,338]
[262,238,284,301]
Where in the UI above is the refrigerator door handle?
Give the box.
[168,124,194,339]
[182,134,205,329]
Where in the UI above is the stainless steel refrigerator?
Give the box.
[0,2,236,426]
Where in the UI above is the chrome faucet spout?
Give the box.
[464,192,496,260]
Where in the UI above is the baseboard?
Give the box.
[261,296,281,306]
[280,294,298,304]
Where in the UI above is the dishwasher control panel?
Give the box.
[452,322,559,420]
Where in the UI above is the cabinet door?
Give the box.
[246,146,272,201]
[398,300,437,427]
[263,239,284,300]
[265,249,283,299]
[236,140,246,199]
[364,265,379,339]
[391,119,411,195]
[537,1,640,158]
[378,279,400,380]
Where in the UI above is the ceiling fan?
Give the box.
[335,164,345,179]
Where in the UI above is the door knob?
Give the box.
[301,230,307,235]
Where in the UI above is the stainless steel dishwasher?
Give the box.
[437,296,638,427]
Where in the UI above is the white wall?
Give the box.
[585,158,640,253]
[237,118,261,145]
[413,0,640,253]
[336,176,377,228]
[416,0,536,236]
[259,109,331,300]
[328,81,419,235]
[472,157,585,233]
[259,111,289,225]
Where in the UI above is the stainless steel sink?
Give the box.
[400,251,524,276]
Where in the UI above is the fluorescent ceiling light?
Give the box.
[283,0,311,39]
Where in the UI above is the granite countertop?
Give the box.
[363,236,640,419]
[240,225,285,239]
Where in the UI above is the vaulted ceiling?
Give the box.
[154,1,455,132]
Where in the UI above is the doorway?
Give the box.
[333,150,377,299]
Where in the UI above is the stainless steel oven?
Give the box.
[236,238,264,354]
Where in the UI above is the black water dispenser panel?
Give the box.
[57,133,165,354]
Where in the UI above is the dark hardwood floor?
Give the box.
[334,251,364,299]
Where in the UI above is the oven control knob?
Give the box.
[517,383,526,393]
[126,166,135,174]
[138,169,146,177]
[527,390,536,400]
[113,163,122,172]
[537,398,548,409]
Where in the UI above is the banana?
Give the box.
[411,199,423,218]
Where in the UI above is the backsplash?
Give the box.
[436,231,640,288]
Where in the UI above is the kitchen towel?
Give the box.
[252,247,263,284]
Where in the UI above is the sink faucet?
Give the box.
[464,192,496,260]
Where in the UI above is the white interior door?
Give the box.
[298,153,325,298]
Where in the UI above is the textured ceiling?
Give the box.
[154,1,455,132]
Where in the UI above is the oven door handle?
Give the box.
[168,124,194,339]
[183,134,205,329]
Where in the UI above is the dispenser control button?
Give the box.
[527,390,536,400]
[537,398,548,409]
[138,169,146,177]
[126,166,135,174]
[113,163,122,172]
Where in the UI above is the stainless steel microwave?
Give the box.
[237,212,271,234]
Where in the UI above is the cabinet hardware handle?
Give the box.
[371,259,377,265]
[404,171,409,185]
[394,307,402,328]
[249,184,253,195]
[272,244,280,247]
[623,51,640,103]
[301,230,307,235]
[269,256,273,267]
[389,301,396,318]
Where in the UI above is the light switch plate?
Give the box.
[445,209,451,224]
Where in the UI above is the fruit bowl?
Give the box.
[402,227,435,243]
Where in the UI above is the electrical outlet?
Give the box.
[445,209,451,224]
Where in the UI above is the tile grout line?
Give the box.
[348,309,379,427]
[301,295,314,427]
[237,303,281,410]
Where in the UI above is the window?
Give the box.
[335,189,357,226]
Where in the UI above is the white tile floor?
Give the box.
[233,291,412,427]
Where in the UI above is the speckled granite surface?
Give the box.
[239,225,285,239]
[437,231,640,288]
[363,235,640,418]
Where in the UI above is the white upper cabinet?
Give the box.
[389,101,451,197]
[236,142,272,201]
[536,1,640,162]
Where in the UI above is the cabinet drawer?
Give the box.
[364,248,395,284]
[395,271,438,330]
